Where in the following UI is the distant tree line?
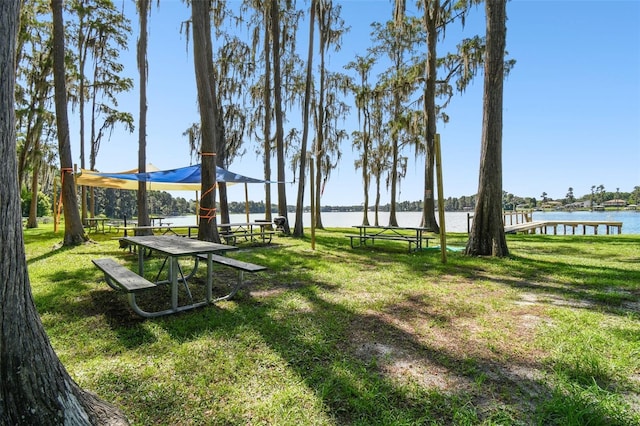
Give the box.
[23,188,196,219]
[94,188,194,219]
[538,186,640,209]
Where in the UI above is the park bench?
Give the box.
[219,230,276,245]
[92,258,157,293]
[196,253,266,291]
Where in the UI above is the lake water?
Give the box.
[166,210,640,235]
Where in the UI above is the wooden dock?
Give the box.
[467,211,623,235]
[504,220,623,235]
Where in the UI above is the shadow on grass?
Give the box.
[155,274,634,424]
[30,230,640,424]
[479,252,640,316]
[148,237,638,424]
[26,242,77,265]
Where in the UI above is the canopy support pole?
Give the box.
[244,183,250,223]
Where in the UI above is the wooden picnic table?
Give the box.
[112,223,179,237]
[149,217,166,226]
[110,235,237,317]
[347,225,434,252]
[218,222,275,245]
[85,217,109,233]
[186,222,275,244]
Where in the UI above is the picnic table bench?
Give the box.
[196,253,266,293]
[92,259,159,316]
[92,258,157,292]
[347,225,434,252]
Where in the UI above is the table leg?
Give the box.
[170,256,178,310]
[137,246,145,277]
[206,254,213,302]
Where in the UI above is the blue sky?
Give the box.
[75,0,640,205]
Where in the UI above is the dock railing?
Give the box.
[467,210,622,235]
[467,210,533,233]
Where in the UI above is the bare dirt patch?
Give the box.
[342,279,554,422]
[354,341,473,392]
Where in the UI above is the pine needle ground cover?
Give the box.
[24,225,640,425]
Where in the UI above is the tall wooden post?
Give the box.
[310,155,315,250]
[435,134,446,263]
[244,183,250,222]
[195,191,199,224]
[53,177,59,233]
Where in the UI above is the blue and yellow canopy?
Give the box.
[76,164,268,191]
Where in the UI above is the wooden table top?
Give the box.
[121,235,236,256]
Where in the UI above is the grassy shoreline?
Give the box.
[24,225,640,425]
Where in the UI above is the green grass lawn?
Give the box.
[24,225,640,425]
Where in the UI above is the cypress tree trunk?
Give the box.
[137,0,151,234]
[293,0,316,237]
[420,1,440,233]
[263,5,273,223]
[1,1,128,422]
[271,0,290,234]
[465,0,509,257]
[51,0,87,245]
[192,0,221,242]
